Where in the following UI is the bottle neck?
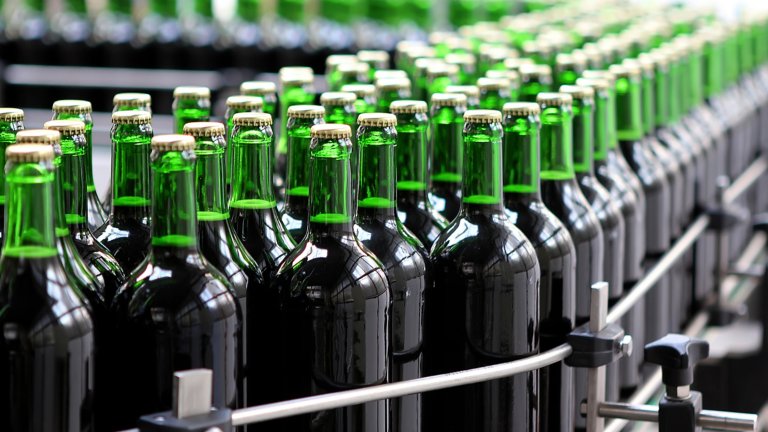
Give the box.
[150,0,176,18]
[654,65,671,128]
[556,67,580,86]
[689,49,705,108]
[324,105,356,131]
[641,70,657,134]
[236,0,259,21]
[0,121,23,206]
[195,135,229,222]
[460,122,504,214]
[193,0,213,18]
[593,91,609,162]
[53,113,94,190]
[107,0,132,15]
[616,75,644,142]
[605,87,619,150]
[308,138,354,236]
[430,106,464,185]
[479,89,510,111]
[520,78,552,102]
[151,150,198,253]
[540,105,576,180]
[503,116,541,201]
[704,41,724,99]
[3,161,58,258]
[286,117,323,207]
[395,114,430,203]
[51,152,71,238]
[357,126,397,220]
[173,99,211,134]
[66,0,88,14]
[230,125,276,210]
[111,123,153,219]
[60,134,90,234]
[572,99,595,175]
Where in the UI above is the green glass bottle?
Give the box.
[52,100,106,232]
[427,63,459,97]
[278,74,315,182]
[320,92,357,132]
[272,123,390,431]
[391,100,449,248]
[111,134,239,428]
[522,39,556,69]
[113,92,152,113]
[358,50,391,81]
[240,81,278,118]
[44,120,126,298]
[413,58,441,101]
[225,95,263,186]
[519,64,554,102]
[485,69,521,100]
[396,42,435,76]
[326,54,359,90]
[342,83,377,114]
[426,109,540,432]
[501,101,576,432]
[334,62,370,91]
[374,69,408,82]
[445,53,478,85]
[0,143,94,432]
[94,110,154,274]
[478,45,513,76]
[477,77,512,111]
[281,105,326,243]
[375,77,412,112]
[429,92,467,221]
[172,86,211,133]
[555,52,587,87]
[185,121,265,407]
[504,57,535,73]
[0,108,24,243]
[445,85,481,109]
[354,113,428,432]
[16,130,104,302]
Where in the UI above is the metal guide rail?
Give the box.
[131,158,768,432]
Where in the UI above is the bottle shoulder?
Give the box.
[354,220,429,283]
[541,179,603,243]
[504,201,576,261]
[577,175,623,228]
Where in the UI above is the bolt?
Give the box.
[619,335,633,358]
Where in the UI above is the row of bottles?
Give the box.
[2,1,768,432]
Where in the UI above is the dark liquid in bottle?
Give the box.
[281,194,309,243]
[429,180,461,222]
[397,189,447,249]
[87,188,107,233]
[94,205,151,274]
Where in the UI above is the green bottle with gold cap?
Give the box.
[354,112,428,432]
[111,134,239,429]
[519,64,554,102]
[272,123,390,431]
[113,92,152,113]
[52,99,106,232]
[376,77,412,112]
[477,77,512,111]
[391,100,449,248]
[94,110,154,274]
[342,84,377,114]
[358,50,391,81]
[281,105,326,243]
[0,143,95,432]
[224,95,263,188]
[241,81,278,118]
[426,109,540,432]
[0,108,24,243]
[173,86,211,134]
[501,101,576,432]
[445,85,481,109]
[429,92,467,221]
[278,72,316,182]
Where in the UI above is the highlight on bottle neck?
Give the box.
[172,86,211,133]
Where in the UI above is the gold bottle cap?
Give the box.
[575,77,611,92]
[341,84,375,97]
[279,66,314,78]
[477,77,511,91]
[357,50,390,65]
[113,92,152,108]
[537,92,573,107]
[582,69,616,84]
[389,100,428,114]
[240,81,277,96]
[326,54,358,69]
[280,73,314,86]
[445,85,480,99]
[226,95,263,110]
[464,109,502,123]
[503,102,541,117]
[112,110,152,125]
[485,69,520,84]
[44,120,86,136]
[52,99,92,114]
[337,62,370,76]
[310,123,352,139]
[558,85,595,101]
[173,86,211,100]
[357,113,397,127]
[426,63,459,78]
[233,112,273,127]
[519,64,552,79]
[16,129,61,145]
[503,57,535,71]
[375,77,411,92]
[555,52,587,69]
[6,144,54,162]
[183,122,226,137]
[151,134,196,151]
[287,105,325,119]
[0,108,24,122]
[431,92,467,107]
[373,69,408,81]
[609,63,640,78]
[445,53,477,67]
[320,92,357,106]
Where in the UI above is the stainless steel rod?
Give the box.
[231,344,572,426]
[598,403,756,431]
[724,157,768,204]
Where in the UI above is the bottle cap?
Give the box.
[341,84,375,97]
[519,64,552,80]
[233,112,272,127]
[16,129,61,145]
[375,77,411,92]
[464,109,502,123]
[113,93,152,108]
[280,74,314,86]
[537,92,573,107]
[609,63,640,78]
[287,105,325,119]
[357,113,397,127]
[0,108,24,122]
[430,92,467,107]
[279,66,314,78]
[52,99,92,114]
[240,81,277,96]
[337,62,370,76]
[582,69,616,84]
[445,85,480,99]
[477,77,511,91]
[389,100,428,114]
[183,122,226,137]
[558,85,595,101]
[226,95,263,110]
[112,110,152,125]
[485,70,520,83]
[151,134,196,151]
[556,52,587,69]
[426,63,459,78]
[445,53,476,67]
[503,57,535,71]
[575,77,611,91]
[320,92,357,106]
[503,102,541,116]
[373,69,408,81]
[310,124,352,139]
[173,86,211,100]
[357,50,390,65]
[6,144,54,162]
[44,120,86,136]
[326,54,358,69]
